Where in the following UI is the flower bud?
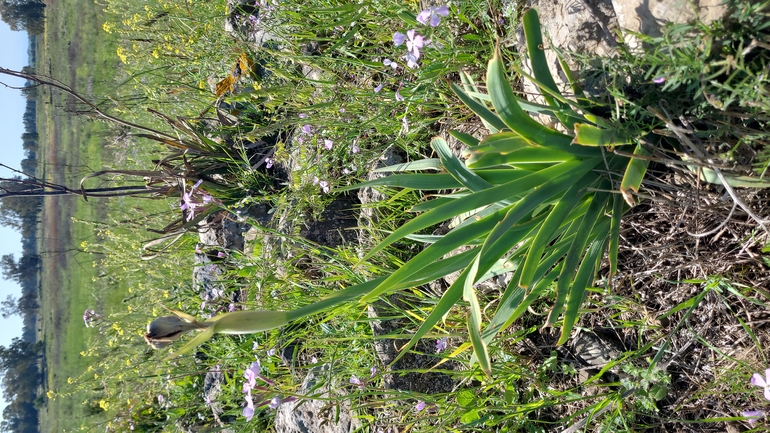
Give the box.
[144,315,205,349]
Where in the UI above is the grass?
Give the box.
[29,0,770,432]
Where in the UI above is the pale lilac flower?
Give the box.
[243,394,255,421]
[751,368,770,401]
[417,5,449,27]
[299,113,308,118]
[312,176,319,185]
[415,400,427,412]
[374,83,384,93]
[323,139,333,150]
[267,348,276,356]
[383,58,398,70]
[351,141,359,154]
[742,410,765,426]
[252,341,259,351]
[395,90,404,102]
[195,244,203,254]
[401,116,409,133]
[339,108,345,114]
[297,136,304,145]
[244,360,262,390]
[157,394,165,404]
[653,76,666,84]
[393,31,406,46]
[370,366,377,377]
[228,303,236,312]
[404,52,419,69]
[311,356,318,363]
[180,179,220,222]
[302,124,315,134]
[436,337,448,353]
[248,15,259,26]
[265,158,274,168]
[268,396,282,409]
[342,168,350,175]
[217,251,226,258]
[319,180,330,194]
[350,375,364,387]
[405,30,424,59]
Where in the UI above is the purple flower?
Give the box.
[180,179,220,222]
[268,396,282,409]
[395,90,404,102]
[370,366,377,377]
[243,394,255,421]
[404,52,419,69]
[374,83,383,93]
[383,58,398,70]
[742,410,765,426]
[312,176,319,185]
[319,180,330,194]
[751,368,770,401]
[393,31,406,46]
[416,5,449,27]
[323,139,333,150]
[415,400,426,412]
[298,113,308,118]
[339,108,345,114]
[351,143,359,154]
[302,124,315,135]
[653,76,666,84]
[228,303,236,312]
[217,251,226,258]
[267,348,276,357]
[350,375,364,387]
[405,30,424,59]
[244,360,262,390]
[436,337,448,353]
[265,158,274,168]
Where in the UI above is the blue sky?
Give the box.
[0,20,32,415]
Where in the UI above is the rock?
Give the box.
[611,0,727,48]
[274,363,361,433]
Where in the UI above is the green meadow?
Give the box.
[29,0,770,432]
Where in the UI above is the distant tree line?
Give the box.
[0,63,42,433]
[0,0,45,35]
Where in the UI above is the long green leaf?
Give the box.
[518,173,595,288]
[464,255,491,376]
[619,143,651,206]
[451,82,507,133]
[433,137,493,191]
[609,193,624,277]
[372,158,443,172]
[547,190,610,326]
[337,173,461,191]
[558,235,609,345]
[360,158,590,261]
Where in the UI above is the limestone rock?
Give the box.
[274,363,361,433]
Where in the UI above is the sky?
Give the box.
[0,20,32,415]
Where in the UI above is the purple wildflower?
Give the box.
[350,375,364,387]
[244,360,262,390]
[265,158,274,168]
[416,5,449,27]
[268,396,282,409]
[228,303,236,312]
[339,108,345,114]
[374,83,384,93]
[751,368,770,401]
[83,309,97,327]
[395,90,404,102]
[415,400,427,412]
[267,348,276,357]
[370,366,377,377]
[436,337,448,353]
[299,113,308,118]
[653,77,666,84]
[384,58,398,70]
[742,410,765,426]
[323,139,333,150]
[405,30,424,59]
[393,31,406,46]
[302,124,315,135]
[319,180,330,194]
[243,394,255,421]
[351,141,359,154]
[404,52,419,69]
